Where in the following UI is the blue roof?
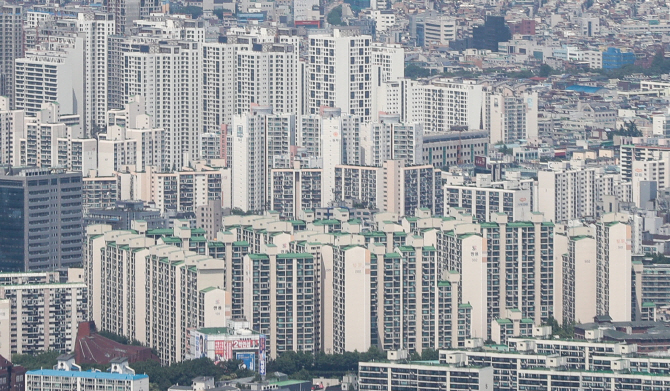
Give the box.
[26,369,148,381]
[565,85,602,93]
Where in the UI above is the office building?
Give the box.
[85,221,228,364]
[0,167,83,271]
[187,323,266,375]
[0,4,23,109]
[420,16,458,46]
[26,355,148,391]
[422,129,489,169]
[0,271,87,357]
[472,16,511,51]
[602,47,636,70]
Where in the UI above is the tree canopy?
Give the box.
[327,6,345,26]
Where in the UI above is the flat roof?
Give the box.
[26,369,148,381]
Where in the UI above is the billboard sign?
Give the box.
[258,334,266,376]
[236,352,256,371]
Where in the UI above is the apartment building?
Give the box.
[0,271,86,358]
[27,355,148,391]
[124,40,202,170]
[14,35,85,119]
[596,213,632,321]
[361,115,423,167]
[270,167,323,218]
[333,165,383,209]
[537,161,624,222]
[437,213,554,339]
[307,29,374,123]
[82,175,119,213]
[84,222,228,364]
[75,12,115,133]
[444,173,533,222]
[105,0,161,33]
[230,107,294,212]
[489,87,538,144]
[153,166,230,214]
[0,4,23,109]
[359,336,670,391]
[382,160,444,217]
[107,35,162,111]
[0,97,24,166]
[0,167,83,271]
[358,358,494,391]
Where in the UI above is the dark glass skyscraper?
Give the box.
[472,16,511,52]
[0,167,83,271]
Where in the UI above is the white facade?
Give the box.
[84,223,228,364]
[231,107,294,212]
[596,214,632,321]
[75,12,115,134]
[124,41,202,170]
[489,88,538,144]
[0,97,24,166]
[0,271,86,358]
[361,115,423,167]
[14,35,85,119]
[307,29,374,123]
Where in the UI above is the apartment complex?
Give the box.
[84,221,228,364]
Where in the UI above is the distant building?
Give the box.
[602,47,636,70]
[472,16,511,52]
[85,200,165,231]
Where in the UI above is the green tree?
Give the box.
[404,64,433,79]
[12,351,60,371]
[539,64,554,77]
[327,6,344,26]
